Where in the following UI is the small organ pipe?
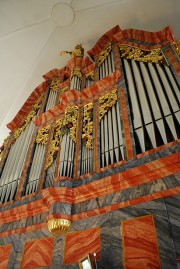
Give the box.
[116,102,124,159]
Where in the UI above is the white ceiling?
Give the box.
[0,0,179,145]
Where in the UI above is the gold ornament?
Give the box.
[71,68,82,80]
[46,119,63,169]
[60,44,84,58]
[13,96,43,141]
[172,40,180,59]
[0,135,10,161]
[47,218,71,235]
[50,79,61,92]
[99,89,117,120]
[46,106,78,169]
[119,44,165,64]
[60,86,69,94]
[85,71,95,81]
[99,42,112,66]
[82,103,93,149]
[62,106,79,142]
[36,125,50,145]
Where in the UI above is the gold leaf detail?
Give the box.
[71,68,82,80]
[46,119,63,169]
[172,40,180,59]
[36,126,50,145]
[62,106,79,142]
[85,71,95,80]
[99,89,117,120]
[60,44,84,58]
[48,218,71,235]
[50,79,61,92]
[0,135,10,161]
[60,86,69,94]
[13,96,43,141]
[82,103,93,149]
[119,44,165,64]
[99,43,112,66]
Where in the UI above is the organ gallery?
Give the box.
[0,25,179,269]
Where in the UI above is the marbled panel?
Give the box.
[64,227,100,264]
[0,212,48,233]
[72,174,180,215]
[74,143,179,187]
[21,237,54,268]
[0,244,12,269]
[122,215,161,269]
[165,195,180,258]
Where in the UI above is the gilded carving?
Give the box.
[46,119,63,169]
[0,135,10,161]
[50,79,61,92]
[62,106,79,142]
[13,96,43,141]
[60,44,84,58]
[71,68,82,80]
[119,44,165,64]
[99,89,117,120]
[82,103,93,149]
[46,106,78,169]
[99,42,112,66]
[85,70,95,81]
[36,125,50,145]
[60,86,69,94]
[172,40,180,59]
[48,218,71,235]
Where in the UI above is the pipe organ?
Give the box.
[0,25,179,269]
[0,27,179,204]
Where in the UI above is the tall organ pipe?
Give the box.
[99,51,115,79]
[122,57,180,154]
[81,145,93,175]
[59,134,75,178]
[100,102,124,168]
[0,121,35,203]
[24,89,59,196]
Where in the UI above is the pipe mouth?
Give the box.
[51,3,75,27]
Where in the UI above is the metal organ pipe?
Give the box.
[81,145,93,175]
[100,101,124,168]
[45,89,58,111]
[99,51,115,79]
[58,134,75,178]
[24,89,59,196]
[44,158,57,188]
[70,76,81,91]
[122,57,180,154]
[0,121,35,203]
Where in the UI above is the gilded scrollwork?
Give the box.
[99,42,112,66]
[46,119,63,169]
[172,40,180,59]
[13,96,43,141]
[119,44,165,64]
[0,135,10,161]
[49,79,61,92]
[85,71,95,81]
[60,86,69,94]
[62,106,79,142]
[82,103,93,149]
[46,106,79,169]
[99,89,117,120]
[71,68,82,80]
[36,125,50,145]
